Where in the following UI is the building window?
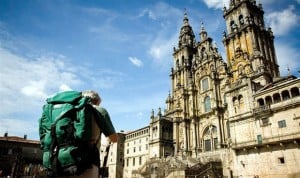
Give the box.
[257,98,264,106]
[204,96,211,112]
[278,120,286,128]
[139,157,142,165]
[291,87,300,97]
[265,96,272,105]
[8,148,12,155]
[273,93,281,103]
[278,157,285,164]
[127,158,129,167]
[133,157,135,166]
[257,135,262,144]
[239,15,244,25]
[282,90,290,100]
[202,78,209,91]
[233,97,238,113]
[204,139,211,151]
[203,125,218,151]
[261,118,269,126]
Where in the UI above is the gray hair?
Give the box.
[82,90,101,105]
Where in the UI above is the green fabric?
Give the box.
[96,107,116,136]
[46,90,82,104]
[38,91,96,172]
[57,146,77,166]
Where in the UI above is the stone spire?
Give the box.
[199,22,208,41]
[178,10,195,48]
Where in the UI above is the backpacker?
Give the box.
[39,91,101,177]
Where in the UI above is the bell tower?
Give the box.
[222,0,280,85]
[167,11,196,156]
[170,11,196,121]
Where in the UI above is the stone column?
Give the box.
[173,120,179,155]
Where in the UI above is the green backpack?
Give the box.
[38,91,101,177]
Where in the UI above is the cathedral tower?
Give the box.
[126,1,300,178]
[222,0,280,85]
[166,12,228,158]
[168,12,196,155]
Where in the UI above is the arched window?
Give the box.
[204,96,211,112]
[239,15,244,25]
[265,96,272,105]
[176,60,179,69]
[273,93,281,103]
[233,97,238,113]
[202,78,209,91]
[282,90,290,101]
[200,47,207,60]
[257,98,264,106]
[291,87,300,97]
[230,20,236,31]
[203,125,218,152]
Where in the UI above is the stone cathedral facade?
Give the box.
[107,1,300,178]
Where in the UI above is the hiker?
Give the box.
[82,90,118,144]
[77,90,118,177]
[39,90,118,178]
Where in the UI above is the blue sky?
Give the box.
[0,0,299,140]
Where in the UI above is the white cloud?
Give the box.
[275,42,300,76]
[137,8,157,20]
[148,33,177,68]
[265,5,300,36]
[129,56,143,67]
[201,0,291,10]
[21,80,48,99]
[59,84,72,91]
[0,48,81,126]
[149,47,162,59]
[138,2,181,20]
[202,0,230,9]
[142,2,182,68]
[0,47,125,138]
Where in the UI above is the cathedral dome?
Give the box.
[178,12,195,48]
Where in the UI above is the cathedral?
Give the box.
[106,0,300,177]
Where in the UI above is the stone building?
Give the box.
[112,0,300,177]
[101,132,126,178]
[123,126,150,178]
[117,111,173,178]
[0,134,44,177]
